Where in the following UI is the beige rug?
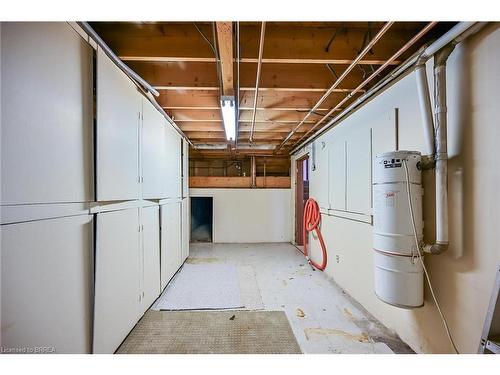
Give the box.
[117,310,302,354]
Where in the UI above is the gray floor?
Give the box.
[117,310,301,354]
[181,243,413,354]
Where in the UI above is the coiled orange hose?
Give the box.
[303,198,327,271]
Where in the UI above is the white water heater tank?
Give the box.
[372,150,424,308]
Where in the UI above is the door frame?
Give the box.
[295,154,309,246]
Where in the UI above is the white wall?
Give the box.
[190,188,292,243]
[292,24,500,353]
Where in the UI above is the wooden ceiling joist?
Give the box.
[215,22,234,95]
[89,21,456,159]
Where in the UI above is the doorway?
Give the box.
[190,197,213,242]
[295,155,309,246]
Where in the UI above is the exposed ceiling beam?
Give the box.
[215,22,234,95]
[119,55,400,65]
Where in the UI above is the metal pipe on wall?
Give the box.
[275,22,394,152]
[424,45,454,255]
[415,64,435,156]
[291,22,486,155]
[251,156,257,188]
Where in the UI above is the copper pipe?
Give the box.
[275,22,394,152]
[294,22,437,146]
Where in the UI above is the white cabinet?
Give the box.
[140,206,161,310]
[93,208,141,353]
[96,47,141,201]
[142,100,168,200]
[160,201,183,290]
[1,22,93,205]
[1,215,93,353]
[165,126,182,199]
[182,139,189,198]
[181,198,190,262]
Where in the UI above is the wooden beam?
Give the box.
[188,176,290,188]
[92,22,448,62]
[157,89,361,109]
[215,22,234,95]
[127,61,367,89]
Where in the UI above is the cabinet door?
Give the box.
[142,99,168,199]
[93,208,141,354]
[181,198,190,262]
[1,215,93,353]
[141,206,161,310]
[96,47,141,201]
[1,22,93,204]
[164,125,182,199]
[160,202,182,290]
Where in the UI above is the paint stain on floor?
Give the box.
[304,328,371,343]
[185,257,223,264]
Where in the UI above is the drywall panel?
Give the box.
[96,47,141,201]
[1,215,93,353]
[165,125,182,199]
[328,138,346,211]
[309,138,330,210]
[294,25,500,353]
[346,127,371,214]
[160,202,183,289]
[1,22,93,204]
[141,206,161,310]
[142,99,168,199]
[190,188,292,243]
[94,208,141,354]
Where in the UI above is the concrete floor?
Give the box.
[156,243,413,354]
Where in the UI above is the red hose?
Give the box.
[303,198,327,271]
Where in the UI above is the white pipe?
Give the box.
[415,64,435,156]
[424,47,454,254]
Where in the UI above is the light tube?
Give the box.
[220,96,236,141]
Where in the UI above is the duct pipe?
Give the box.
[424,45,454,255]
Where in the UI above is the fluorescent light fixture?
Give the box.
[220,96,236,141]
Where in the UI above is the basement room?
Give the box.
[1,1,499,373]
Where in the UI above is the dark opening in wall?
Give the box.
[190,197,213,242]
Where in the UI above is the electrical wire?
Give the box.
[403,159,460,354]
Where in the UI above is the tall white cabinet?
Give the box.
[1,23,188,354]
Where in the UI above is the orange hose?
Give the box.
[303,198,327,271]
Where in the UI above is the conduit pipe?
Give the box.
[275,22,394,152]
[291,22,486,154]
[294,22,437,146]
